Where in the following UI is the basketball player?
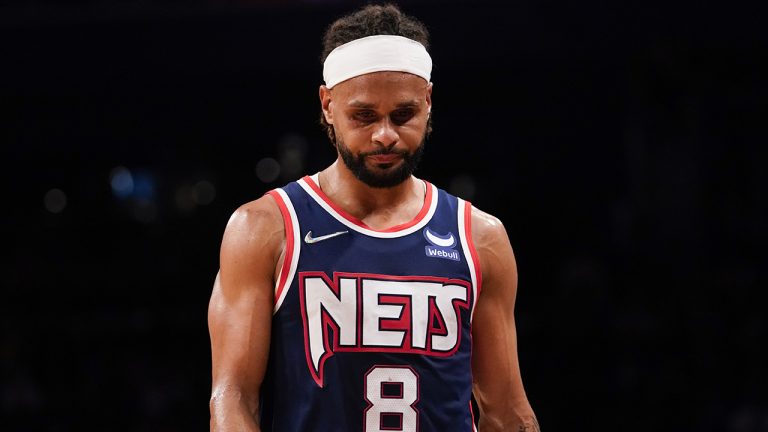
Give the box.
[208,4,539,431]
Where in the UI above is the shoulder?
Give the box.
[469,205,510,250]
[220,193,285,264]
[468,204,517,286]
[225,194,283,235]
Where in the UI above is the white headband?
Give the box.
[323,35,432,89]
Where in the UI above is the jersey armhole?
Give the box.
[266,189,301,314]
[458,199,482,321]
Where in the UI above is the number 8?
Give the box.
[364,366,419,432]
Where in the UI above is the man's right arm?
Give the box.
[208,196,285,432]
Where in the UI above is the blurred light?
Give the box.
[110,166,134,199]
[449,175,476,200]
[43,188,67,214]
[132,172,156,200]
[256,158,280,183]
[193,180,216,205]
[281,149,305,179]
[175,185,196,213]
[278,133,308,179]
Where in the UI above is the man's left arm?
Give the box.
[470,206,539,431]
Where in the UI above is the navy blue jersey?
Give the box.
[261,174,481,432]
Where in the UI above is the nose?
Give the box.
[371,117,399,148]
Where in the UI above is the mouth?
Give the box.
[367,153,403,165]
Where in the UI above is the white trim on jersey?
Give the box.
[298,174,438,239]
[273,188,301,314]
[458,199,480,322]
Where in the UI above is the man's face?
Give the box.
[320,72,433,188]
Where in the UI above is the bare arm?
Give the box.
[470,207,539,431]
[208,196,285,432]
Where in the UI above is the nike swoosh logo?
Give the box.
[304,230,349,244]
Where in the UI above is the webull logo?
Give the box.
[425,246,460,261]
[423,227,460,262]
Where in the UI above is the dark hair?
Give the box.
[319,3,432,146]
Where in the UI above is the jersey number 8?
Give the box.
[364,366,419,432]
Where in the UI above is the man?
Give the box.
[208,4,539,431]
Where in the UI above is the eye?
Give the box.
[391,108,415,124]
[353,110,377,122]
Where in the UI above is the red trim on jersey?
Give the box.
[302,175,433,233]
[469,400,477,431]
[464,202,483,297]
[267,190,295,307]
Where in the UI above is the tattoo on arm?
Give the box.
[518,416,541,432]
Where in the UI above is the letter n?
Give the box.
[299,273,357,387]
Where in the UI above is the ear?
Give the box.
[319,85,334,124]
[425,82,433,115]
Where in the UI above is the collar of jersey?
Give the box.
[297,174,437,238]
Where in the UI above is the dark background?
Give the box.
[3,0,766,430]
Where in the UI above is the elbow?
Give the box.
[209,384,260,418]
[480,414,539,432]
[476,398,538,431]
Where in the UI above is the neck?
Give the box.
[318,159,423,218]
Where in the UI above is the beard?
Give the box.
[336,135,426,188]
